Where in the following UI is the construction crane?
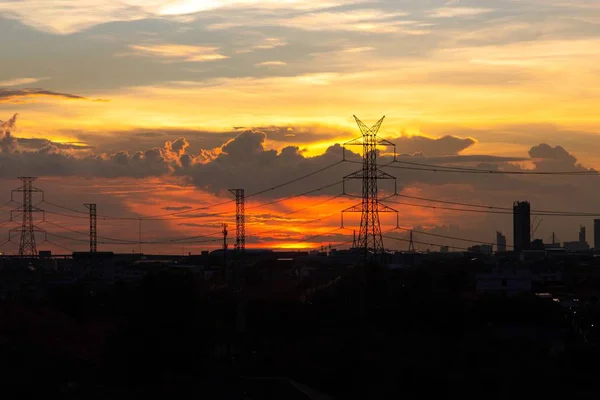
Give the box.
[531,217,543,240]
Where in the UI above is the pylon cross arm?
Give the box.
[375,203,398,213]
[342,203,363,213]
[377,139,395,147]
[343,137,367,146]
[375,170,396,180]
[344,170,366,180]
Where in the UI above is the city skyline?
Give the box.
[2,0,600,253]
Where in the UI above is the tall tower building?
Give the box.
[496,231,507,253]
[579,225,586,244]
[513,201,531,253]
[594,219,600,250]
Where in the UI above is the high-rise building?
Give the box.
[595,219,600,250]
[513,201,531,253]
[496,231,507,253]
[468,244,493,254]
[579,225,587,244]
[564,225,590,252]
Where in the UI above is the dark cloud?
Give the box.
[0,88,88,103]
[1,114,597,240]
[73,128,236,155]
[530,143,577,162]
[3,114,600,253]
[17,137,94,151]
[72,125,346,156]
[234,125,345,143]
[528,143,586,171]
[178,130,355,197]
[1,113,18,153]
[392,135,476,156]
[163,206,192,211]
[0,141,188,180]
[402,154,527,164]
[134,132,167,138]
[177,129,531,199]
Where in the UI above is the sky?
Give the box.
[1,0,600,254]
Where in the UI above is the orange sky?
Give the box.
[2,1,600,253]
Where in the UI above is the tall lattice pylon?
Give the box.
[342,116,398,260]
[9,177,45,257]
[229,189,245,252]
[408,230,416,252]
[84,204,97,253]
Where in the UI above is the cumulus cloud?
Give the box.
[0,113,18,153]
[0,116,192,178]
[4,114,600,252]
[178,130,352,196]
[164,137,190,160]
[529,143,586,171]
[1,115,596,216]
[392,135,477,156]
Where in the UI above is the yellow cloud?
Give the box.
[430,7,494,18]
[234,37,288,54]
[0,0,360,34]
[0,77,49,87]
[256,61,287,67]
[128,44,228,62]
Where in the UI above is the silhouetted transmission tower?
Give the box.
[10,177,45,257]
[229,189,245,252]
[408,230,416,252]
[342,116,398,260]
[84,203,97,253]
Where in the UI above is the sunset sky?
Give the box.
[1,0,600,254]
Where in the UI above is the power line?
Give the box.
[0,200,15,211]
[40,200,235,221]
[41,220,140,243]
[394,226,511,248]
[272,193,344,218]
[382,196,600,217]
[299,227,343,246]
[342,115,397,259]
[41,219,223,245]
[257,213,340,238]
[383,235,471,251]
[246,160,345,200]
[393,193,513,211]
[38,160,346,221]
[382,199,514,215]
[0,219,15,229]
[46,231,220,246]
[41,196,346,250]
[39,180,340,223]
[245,181,342,211]
[384,160,599,176]
[44,239,74,253]
[245,194,343,241]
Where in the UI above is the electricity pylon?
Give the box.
[342,115,398,261]
[228,189,245,252]
[9,177,46,257]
